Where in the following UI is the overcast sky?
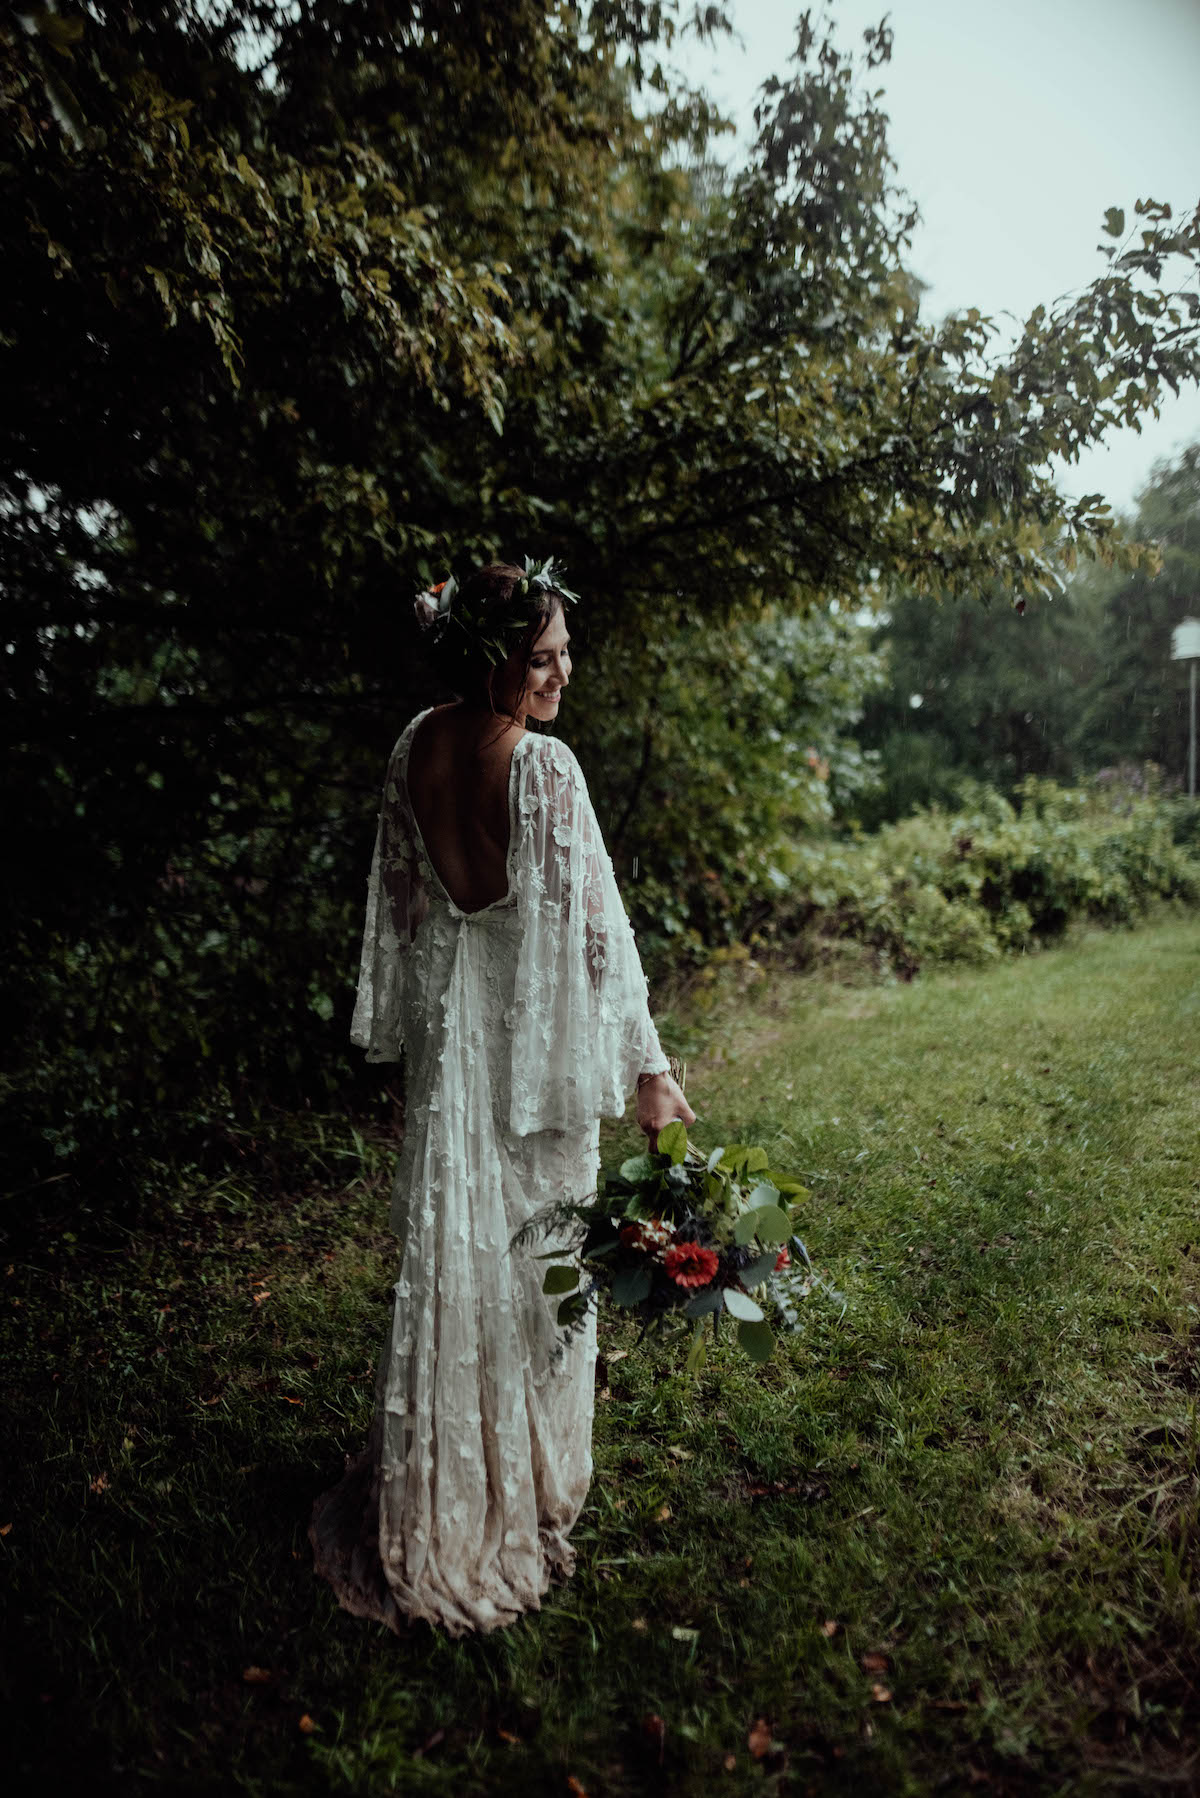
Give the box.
[669,0,1200,520]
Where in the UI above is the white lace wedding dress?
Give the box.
[308,708,668,1636]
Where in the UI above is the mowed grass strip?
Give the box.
[5,918,1200,1796]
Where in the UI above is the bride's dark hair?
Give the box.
[436,561,567,722]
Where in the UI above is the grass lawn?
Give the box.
[6,916,1200,1796]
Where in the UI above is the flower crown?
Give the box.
[413,555,578,666]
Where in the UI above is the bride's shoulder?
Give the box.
[522,732,585,778]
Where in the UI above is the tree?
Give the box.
[1071,444,1200,782]
[3,0,1199,1202]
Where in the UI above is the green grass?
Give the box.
[6,918,1200,1796]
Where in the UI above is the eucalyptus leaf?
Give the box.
[733,1209,763,1245]
[722,1287,764,1322]
[542,1265,579,1295]
[737,1319,776,1363]
[683,1287,724,1317]
[747,1205,792,1245]
[747,1180,780,1208]
[740,1249,780,1288]
[707,1146,726,1172]
[612,1265,653,1307]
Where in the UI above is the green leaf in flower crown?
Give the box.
[612,1265,653,1307]
[719,1145,750,1175]
[737,1319,775,1363]
[683,1286,724,1316]
[543,1265,580,1295]
[656,1120,687,1164]
[740,1249,780,1288]
[722,1288,764,1322]
[744,1147,770,1173]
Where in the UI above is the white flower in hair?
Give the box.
[413,574,456,632]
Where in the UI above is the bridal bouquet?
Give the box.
[516,1121,835,1373]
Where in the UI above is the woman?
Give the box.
[308,558,693,1637]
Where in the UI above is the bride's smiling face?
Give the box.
[501,602,571,725]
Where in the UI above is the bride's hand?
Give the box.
[636,1072,697,1150]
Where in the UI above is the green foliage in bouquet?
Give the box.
[515,1123,836,1374]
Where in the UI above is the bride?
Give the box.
[308,557,694,1637]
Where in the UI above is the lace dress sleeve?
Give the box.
[350,729,430,1062]
[508,735,668,1135]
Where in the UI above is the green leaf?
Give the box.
[722,1288,764,1322]
[612,1265,653,1307]
[719,1145,750,1175]
[745,1147,770,1173]
[1104,207,1126,238]
[706,1146,726,1171]
[740,1249,779,1288]
[747,1180,780,1208]
[619,1153,657,1184]
[748,1205,792,1245]
[542,1265,579,1295]
[657,1120,687,1163]
[737,1319,775,1363]
[683,1287,724,1317]
[733,1209,762,1245]
[685,1322,708,1377]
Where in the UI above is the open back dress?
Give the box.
[308,708,668,1635]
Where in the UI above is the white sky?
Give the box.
[669,0,1200,519]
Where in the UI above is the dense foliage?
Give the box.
[859,443,1200,820]
[4,0,1200,1210]
[774,772,1200,979]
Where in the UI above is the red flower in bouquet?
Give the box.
[775,1247,790,1272]
[663,1242,720,1289]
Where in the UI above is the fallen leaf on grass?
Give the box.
[89,1472,110,1494]
[496,1727,520,1744]
[870,1684,892,1704]
[242,1667,273,1684]
[567,1779,589,1797]
[747,1718,773,1759]
[631,1617,648,1632]
[860,1652,890,1673]
[642,1713,665,1763]
[723,1752,737,1772]
[281,1396,304,1406]
[298,1713,316,1734]
[819,1619,840,1637]
[666,1445,693,1461]
[655,1504,672,1522]
[671,1625,698,1643]
[412,1727,445,1758]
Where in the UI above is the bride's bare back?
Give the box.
[405,704,525,913]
